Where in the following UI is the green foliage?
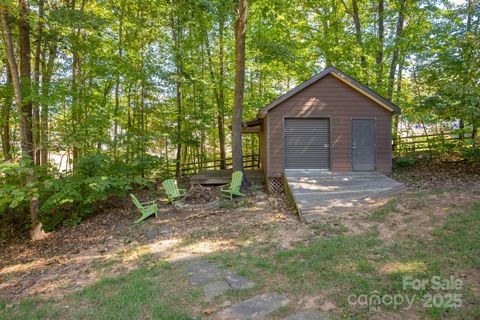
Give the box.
[0,154,161,233]
[0,159,36,213]
[40,154,155,230]
[1,0,479,237]
[367,199,399,221]
[460,144,480,162]
[393,156,416,168]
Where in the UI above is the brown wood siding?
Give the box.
[259,117,268,174]
[267,74,393,176]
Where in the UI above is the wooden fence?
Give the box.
[394,132,474,158]
[168,154,260,175]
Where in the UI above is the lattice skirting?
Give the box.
[266,176,284,193]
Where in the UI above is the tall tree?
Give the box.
[340,0,367,78]
[232,0,248,178]
[40,42,57,165]
[1,4,30,159]
[1,65,12,160]
[18,0,34,160]
[387,0,406,99]
[33,0,44,165]
[113,3,124,158]
[375,0,385,86]
[1,2,44,240]
[170,3,184,177]
[218,10,227,168]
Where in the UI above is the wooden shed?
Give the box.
[245,66,401,190]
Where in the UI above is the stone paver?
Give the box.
[189,267,226,286]
[184,260,216,274]
[184,260,256,300]
[216,293,289,320]
[225,272,255,290]
[202,280,231,300]
[283,311,329,320]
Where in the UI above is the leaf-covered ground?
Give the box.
[393,160,480,190]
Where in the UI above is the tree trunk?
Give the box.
[1,6,29,158]
[218,16,226,169]
[351,0,366,75]
[113,6,124,158]
[174,76,182,177]
[71,0,86,166]
[29,193,44,240]
[140,75,146,178]
[40,43,57,165]
[466,0,473,33]
[126,85,132,161]
[18,0,34,160]
[204,20,226,169]
[1,4,46,240]
[1,65,12,160]
[459,119,465,140]
[392,54,404,152]
[387,0,406,99]
[33,0,44,165]
[232,0,248,179]
[341,0,367,78]
[171,9,183,177]
[375,0,384,86]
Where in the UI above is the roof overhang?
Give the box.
[257,66,401,119]
[243,119,263,127]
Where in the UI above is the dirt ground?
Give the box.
[1,161,479,306]
[0,186,303,301]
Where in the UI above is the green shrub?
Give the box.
[40,154,154,230]
[460,144,480,162]
[1,154,164,233]
[393,156,416,168]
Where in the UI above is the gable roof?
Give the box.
[257,66,401,118]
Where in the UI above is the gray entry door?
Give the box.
[284,118,330,169]
[352,119,376,171]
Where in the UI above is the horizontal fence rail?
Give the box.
[168,154,260,176]
[394,132,474,158]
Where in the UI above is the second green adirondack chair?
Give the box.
[220,171,246,200]
[162,178,186,204]
[130,194,158,224]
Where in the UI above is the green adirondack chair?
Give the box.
[220,171,246,199]
[130,194,158,224]
[162,178,186,204]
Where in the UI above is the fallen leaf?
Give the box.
[202,308,214,315]
[320,300,337,311]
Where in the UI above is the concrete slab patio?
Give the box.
[285,170,406,223]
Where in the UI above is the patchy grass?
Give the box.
[0,260,200,320]
[366,198,399,221]
[432,201,480,269]
[310,220,349,236]
[210,196,480,319]
[219,198,253,209]
[1,187,479,319]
